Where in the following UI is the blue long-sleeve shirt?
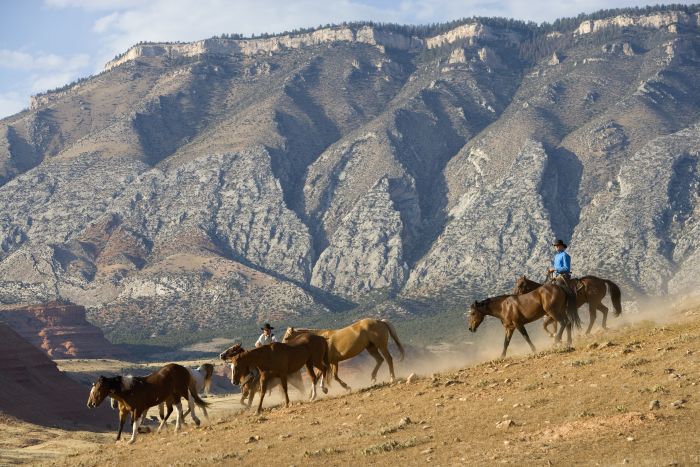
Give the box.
[552,251,571,274]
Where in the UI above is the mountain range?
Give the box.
[1,5,699,343]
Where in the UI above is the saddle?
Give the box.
[550,274,579,315]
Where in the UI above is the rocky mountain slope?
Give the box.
[0,302,126,359]
[1,6,700,341]
[0,322,112,426]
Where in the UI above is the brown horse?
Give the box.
[87,363,209,444]
[219,343,305,407]
[282,318,405,390]
[513,275,622,335]
[111,363,215,422]
[468,283,581,358]
[230,334,329,414]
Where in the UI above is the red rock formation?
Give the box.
[0,301,125,359]
[0,322,112,426]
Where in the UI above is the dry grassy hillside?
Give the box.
[18,301,696,466]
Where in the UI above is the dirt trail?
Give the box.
[20,302,698,466]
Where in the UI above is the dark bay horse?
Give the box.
[468,283,581,358]
[87,363,209,443]
[219,343,305,407]
[230,334,329,414]
[282,318,405,390]
[513,275,622,335]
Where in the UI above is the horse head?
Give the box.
[467,301,486,332]
[87,376,118,408]
[282,326,302,342]
[512,275,528,294]
[219,343,244,362]
[230,355,250,386]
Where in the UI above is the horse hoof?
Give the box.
[127,439,135,445]
[193,419,201,427]
[322,387,328,394]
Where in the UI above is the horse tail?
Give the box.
[202,363,214,394]
[381,319,405,361]
[566,294,582,329]
[189,376,210,409]
[604,279,622,316]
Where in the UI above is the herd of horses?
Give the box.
[86,274,621,443]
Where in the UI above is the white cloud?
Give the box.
[0,49,89,72]
[0,92,27,118]
[0,49,91,118]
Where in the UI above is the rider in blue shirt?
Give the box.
[548,239,571,277]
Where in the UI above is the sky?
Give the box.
[0,0,696,119]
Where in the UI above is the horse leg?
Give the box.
[305,361,318,400]
[128,410,142,444]
[377,345,396,383]
[543,316,557,338]
[173,400,184,432]
[566,322,573,349]
[248,382,256,408]
[585,302,597,335]
[516,324,536,354]
[280,374,290,407]
[116,407,127,442]
[331,363,351,391]
[187,394,201,427]
[598,303,610,330]
[366,344,384,384]
[157,402,173,434]
[256,373,268,415]
[500,327,514,359]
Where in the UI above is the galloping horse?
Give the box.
[230,334,329,414]
[282,318,405,390]
[110,363,215,422]
[513,275,622,335]
[468,283,581,358]
[87,363,209,444]
[219,343,305,407]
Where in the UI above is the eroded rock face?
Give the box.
[575,11,698,35]
[0,301,125,358]
[0,322,113,425]
[311,177,408,297]
[573,124,700,294]
[406,141,555,298]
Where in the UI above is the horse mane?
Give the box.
[481,294,513,305]
[120,375,136,391]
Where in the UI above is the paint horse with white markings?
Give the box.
[88,363,209,444]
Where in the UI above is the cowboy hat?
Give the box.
[552,239,568,248]
[261,323,274,331]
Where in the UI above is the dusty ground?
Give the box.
[2,301,699,466]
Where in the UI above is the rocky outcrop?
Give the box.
[573,124,700,294]
[105,26,424,71]
[406,141,555,298]
[0,301,126,359]
[103,22,490,72]
[575,11,699,35]
[311,177,408,297]
[0,322,112,426]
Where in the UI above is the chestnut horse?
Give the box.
[230,334,329,414]
[468,283,581,358]
[282,318,405,390]
[513,275,622,335]
[87,363,209,444]
[219,343,305,407]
